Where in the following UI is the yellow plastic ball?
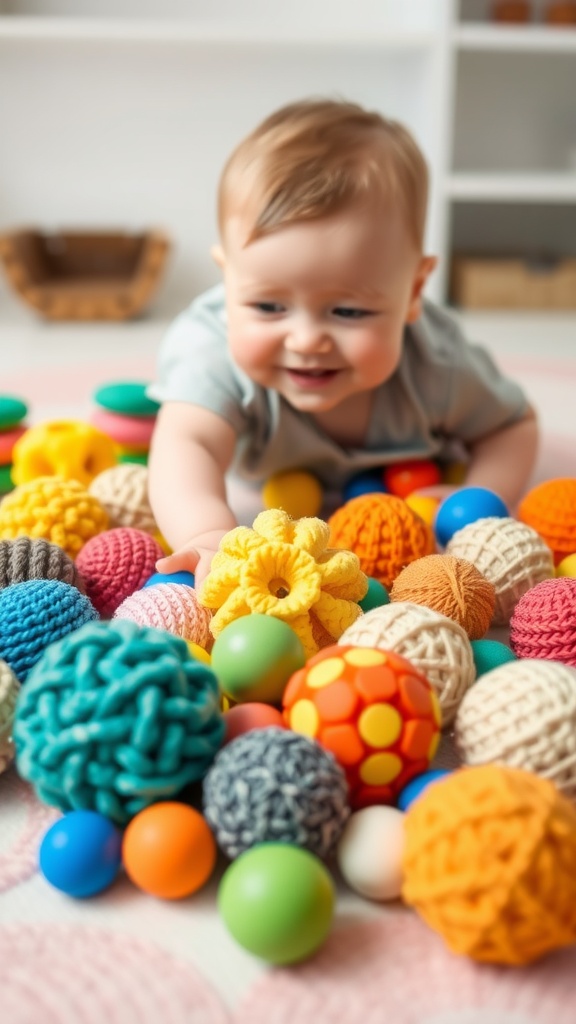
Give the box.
[556,553,576,578]
[262,470,323,520]
[186,641,211,665]
[12,419,117,487]
[405,494,440,527]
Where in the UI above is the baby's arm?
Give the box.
[147,402,238,585]
[463,402,539,511]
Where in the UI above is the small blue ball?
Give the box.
[471,638,517,678]
[39,810,122,898]
[359,577,390,613]
[434,487,509,547]
[397,769,451,812]
[343,469,388,502]
[143,570,195,589]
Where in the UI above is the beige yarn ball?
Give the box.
[390,554,495,640]
[446,516,554,626]
[0,659,20,774]
[455,659,576,799]
[89,463,157,535]
[339,601,475,728]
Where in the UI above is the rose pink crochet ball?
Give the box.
[509,577,576,666]
[75,527,164,618]
[114,583,213,650]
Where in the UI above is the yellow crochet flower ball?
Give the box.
[0,476,108,559]
[402,764,576,965]
[199,508,368,659]
[12,419,117,487]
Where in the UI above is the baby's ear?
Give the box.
[406,255,438,323]
[211,243,225,268]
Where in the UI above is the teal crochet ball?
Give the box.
[0,579,98,683]
[14,619,225,825]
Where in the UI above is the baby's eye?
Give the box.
[333,307,372,320]
[253,301,285,314]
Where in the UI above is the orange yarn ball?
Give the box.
[328,494,435,588]
[390,554,495,640]
[518,478,576,565]
[402,764,576,965]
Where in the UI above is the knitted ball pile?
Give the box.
[455,658,576,798]
[509,576,576,665]
[88,463,157,535]
[0,537,85,593]
[0,476,108,559]
[0,659,20,773]
[11,419,117,487]
[14,619,224,825]
[518,477,576,565]
[339,602,475,727]
[390,554,495,640]
[0,579,98,682]
[75,527,164,618]
[402,764,576,965]
[327,494,435,588]
[446,516,554,625]
[114,583,213,649]
[202,727,349,859]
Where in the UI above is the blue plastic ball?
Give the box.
[359,577,390,613]
[143,570,196,589]
[397,769,451,812]
[471,638,517,678]
[343,469,388,502]
[434,487,509,547]
[39,810,122,897]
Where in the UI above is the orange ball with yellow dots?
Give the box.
[282,645,441,809]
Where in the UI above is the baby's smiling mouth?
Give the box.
[284,367,340,389]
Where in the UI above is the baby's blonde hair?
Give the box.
[217,98,429,251]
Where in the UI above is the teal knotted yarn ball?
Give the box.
[14,619,225,825]
[0,578,98,682]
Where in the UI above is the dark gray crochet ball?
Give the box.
[202,726,350,859]
[0,537,85,593]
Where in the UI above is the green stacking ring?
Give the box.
[118,451,149,466]
[0,395,28,430]
[0,463,14,493]
[93,381,160,418]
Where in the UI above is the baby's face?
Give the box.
[217,202,434,416]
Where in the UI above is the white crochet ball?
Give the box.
[446,516,554,626]
[0,658,20,774]
[89,463,157,535]
[339,601,475,728]
[455,658,576,799]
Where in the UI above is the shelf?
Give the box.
[447,172,576,202]
[453,23,576,51]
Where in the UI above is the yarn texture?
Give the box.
[14,619,224,825]
[89,463,157,535]
[328,493,435,588]
[455,658,576,798]
[402,764,576,965]
[76,527,164,618]
[0,476,109,558]
[390,553,495,639]
[0,536,85,592]
[114,583,213,650]
[518,477,576,564]
[510,577,576,665]
[446,516,554,625]
[0,659,20,773]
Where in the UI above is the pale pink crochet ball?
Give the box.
[114,583,213,650]
[75,527,164,618]
[510,577,576,666]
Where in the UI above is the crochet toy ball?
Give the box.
[340,602,475,727]
[0,579,98,683]
[446,516,554,625]
[327,493,435,588]
[11,419,117,488]
[390,553,495,640]
[518,477,576,565]
[114,583,213,650]
[88,463,157,535]
[75,527,164,618]
[283,645,441,809]
[402,764,576,965]
[509,577,576,665]
[0,658,20,773]
[203,727,350,859]
[0,536,85,592]
[455,658,576,799]
[14,619,225,825]
[0,476,109,559]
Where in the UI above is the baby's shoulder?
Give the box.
[405,300,468,370]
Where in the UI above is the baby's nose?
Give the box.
[286,317,332,353]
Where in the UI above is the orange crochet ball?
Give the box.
[402,764,576,965]
[518,478,576,565]
[390,553,496,640]
[328,494,435,588]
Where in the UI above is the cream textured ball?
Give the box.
[0,658,20,774]
[339,601,474,727]
[89,463,157,535]
[455,659,576,799]
[114,583,213,650]
[446,516,554,626]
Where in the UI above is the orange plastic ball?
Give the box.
[518,478,576,565]
[383,460,441,499]
[224,702,286,745]
[122,802,217,900]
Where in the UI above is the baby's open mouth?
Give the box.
[286,368,339,384]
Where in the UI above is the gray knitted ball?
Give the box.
[203,727,350,860]
[0,537,85,593]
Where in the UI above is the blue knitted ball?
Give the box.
[14,619,225,825]
[0,579,98,682]
[203,727,350,860]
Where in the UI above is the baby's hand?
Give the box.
[155,530,228,589]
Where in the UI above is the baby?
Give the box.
[147,98,538,585]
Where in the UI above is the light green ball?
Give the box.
[359,577,390,613]
[211,614,305,704]
[471,638,517,678]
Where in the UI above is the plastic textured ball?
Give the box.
[223,702,285,744]
[336,805,405,901]
[434,487,509,547]
[262,469,323,519]
[0,476,109,558]
[218,843,335,965]
[0,536,85,592]
[283,645,441,809]
[509,577,576,665]
[88,463,157,535]
[383,459,441,499]
[402,764,576,965]
[446,516,554,625]
[390,553,495,640]
[396,768,451,811]
[518,477,576,565]
[455,658,576,798]
[328,493,435,588]
[76,527,164,618]
[203,727,349,859]
[210,613,305,704]
[114,583,213,649]
[122,802,216,900]
[39,810,122,898]
[0,579,98,682]
[11,419,117,487]
[470,638,517,677]
[340,602,475,728]
[0,658,20,773]
[144,570,195,589]
[13,619,224,825]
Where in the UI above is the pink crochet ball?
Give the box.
[75,527,164,618]
[114,583,213,650]
[510,577,576,666]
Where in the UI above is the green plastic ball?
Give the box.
[211,614,305,704]
[470,638,517,678]
[359,577,390,613]
[218,843,335,964]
